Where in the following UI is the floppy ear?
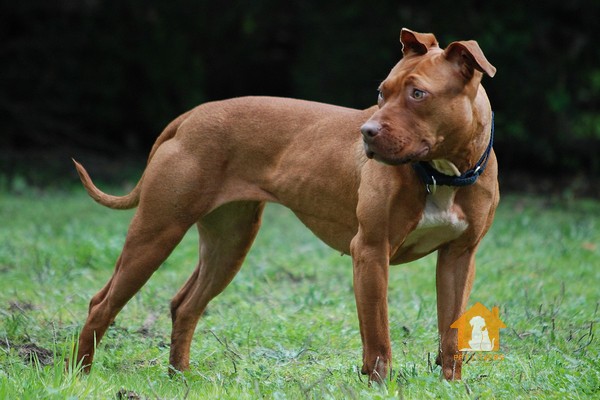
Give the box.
[400,28,439,56]
[444,40,496,80]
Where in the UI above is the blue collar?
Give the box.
[412,113,494,193]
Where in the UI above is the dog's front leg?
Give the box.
[350,233,391,382]
[435,244,477,380]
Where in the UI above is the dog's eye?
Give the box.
[377,90,384,103]
[411,89,427,100]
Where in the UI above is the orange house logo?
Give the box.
[451,302,506,351]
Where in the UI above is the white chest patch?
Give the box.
[402,184,469,254]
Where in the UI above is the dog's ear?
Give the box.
[400,28,439,56]
[444,41,497,80]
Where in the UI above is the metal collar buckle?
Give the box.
[426,175,437,195]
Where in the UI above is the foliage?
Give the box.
[1,1,599,176]
[0,188,598,398]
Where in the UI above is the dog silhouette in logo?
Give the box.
[461,315,494,351]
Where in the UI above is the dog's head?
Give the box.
[469,315,487,329]
[361,28,496,166]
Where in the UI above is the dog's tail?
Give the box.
[73,109,193,210]
[72,159,142,210]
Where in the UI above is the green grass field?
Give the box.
[0,187,598,399]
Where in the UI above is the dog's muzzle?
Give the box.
[360,121,382,141]
[360,121,382,159]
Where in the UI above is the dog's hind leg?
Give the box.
[74,210,196,372]
[74,143,216,372]
[168,200,265,372]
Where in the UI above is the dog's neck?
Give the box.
[413,113,494,191]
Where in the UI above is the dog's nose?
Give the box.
[360,121,381,139]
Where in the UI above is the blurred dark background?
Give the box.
[1,1,599,195]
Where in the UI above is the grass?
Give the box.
[0,186,598,399]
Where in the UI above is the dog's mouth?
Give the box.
[365,148,376,160]
[364,143,430,166]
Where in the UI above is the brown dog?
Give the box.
[72,28,497,381]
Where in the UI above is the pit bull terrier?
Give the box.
[71,28,497,381]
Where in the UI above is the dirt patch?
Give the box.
[16,342,54,366]
[116,388,143,400]
[8,301,36,313]
[1,339,53,366]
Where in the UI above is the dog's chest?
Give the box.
[401,186,468,255]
